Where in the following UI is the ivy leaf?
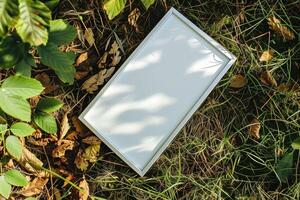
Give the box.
[1,75,44,99]
[38,43,75,84]
[0,91,31,121]
[5,135,23,159]
[0,35,25,69]
[0,0,19,36]
[5,169,28,186]
[103,0,127,20]
[36,97,63,113]
[292,137,300,150]
[15,54,36,77]
[0,176,11,199]
[16,0,51,46]
[140,0,155,9]
[275,152,293,183]
[10,122,35,137]
[48,19,77,45]
[33,112,57,134]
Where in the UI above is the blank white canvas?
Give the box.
[79,8,236,176]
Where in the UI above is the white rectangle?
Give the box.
[79,8,236,176]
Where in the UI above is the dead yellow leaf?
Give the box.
[109,41,121,67]
[78,178,89,200]
[98,52,108,69]
[74,149,89,171]
[249,118,261,140]
[75,144,100,171]
[72,116,88,136]
[268,16,295,41]
[18,177,49,197]
[84,28,95,47]
[259,49,273,62]
[59,113,70,140]
[230,74,247,88]
[76,52,89,66]
[52,140,75,158]
[260,71,277,87]
[128,8,141,32]
[82,135,102,145]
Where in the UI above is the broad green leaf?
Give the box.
[5,169,28,186]
[0,91,31,122]
[44,0,59,10]
[15,54,36,77]
[0,176,11,199]
[0,0,19,36]
[0,109,7,124]
[103,0,127,20]
[33,112,57,134]
[10,122,35,137]
[48,19,77,45]
[292,137,300,150]
[16,0,51,46]
[1,75,44,99]
[38,43,75,84]
[275,152,293,183]
[5,135,22,159]
[140,0,155,9]
[36,97,63,113]
[0,36,25,69]
[0,123,7,138]
[25,198,37,200]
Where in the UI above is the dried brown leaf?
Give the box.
[52,140,75,158]
[75,71,89,80]
[259,49,273,62]
[260,71,277,87]
[268,16,295,41]
[74,149,89,171]
[17,147,43,173]
[82,69,107,93]
[84,28,95,47]
[78,178,89,200]
[72,117,88,136]
[128,8,141,32]
[76,52,89,66]
[59,113,70,140]
[75,144,100,171]
[98,52,108,69]
[18,177,49,197]
[230,74,247,88]
[82,135,102,145]
[249,118,261,140]
[109,41,121,66]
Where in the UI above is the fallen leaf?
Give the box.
[63,174,75,187]
[65,131,79,141]
[98,52,108,69]
[109,41,121,66]
[52,140,75,158]
[260,71,277,87]
[268,16,295,41]
[128,8,141,32]
[75,144,100,171]
[72,117,88,136]
[27,136,55,147]
[18,177,49,197]
[230,74,247,88]
[82,135,102,145]
[74,149,89,171]
[75,71,89,80]
[17,147,43,173]
[78,178,89,200]
[249,118,261,140]
[84,28,95,47]
[259,49,273,62]
[76,52,89,66]
[59,113,70,140]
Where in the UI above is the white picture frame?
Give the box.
[79,7,236,176]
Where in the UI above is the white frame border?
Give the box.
[79,7,237,176]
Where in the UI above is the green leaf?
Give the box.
[25,198,37,200]
[0,123,8,138]
[48,19,77,45]
[16,0,51,46]
[292,137,300,150]
[275,152,293,183]
[5,169,28,186]
[38,43,75,84]
[0,176,11,199]
[1,75,44,99]
[44,0,59,10]
[15,54,36,77]
[140,0,155,9]
[103,0,127,20]
[0,0,19,36]
[36,97,63,113]
[33,112,57,134]
[10,122,35,137]
[0,91,31,121]
[0,36,25,69]
[5,135,22,159]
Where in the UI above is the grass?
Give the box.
[52,0,300,199]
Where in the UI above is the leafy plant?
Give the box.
[103,0,155,20]
[0,0,77,84]
[0,170,28,198]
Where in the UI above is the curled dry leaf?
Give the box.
[72,116,88,136]
[260,71,277,87]
[18,177,49,197]
[259,49,273,62]
[52,140,75,158]
[109,41,121,67]
[82,135,102,145]
[84,28,95,47]
[78,178,89,200]
[27,136,56,147]
[229,74,247,88]
[268,16,295,41]
[98,52,108,69]
[128,8,141,32]
[75,144,101,171]
[249,118,261,140]
[59,113,70,140]
[74,149,89,171]
[17,147,43,173]
[76,52,89,66]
